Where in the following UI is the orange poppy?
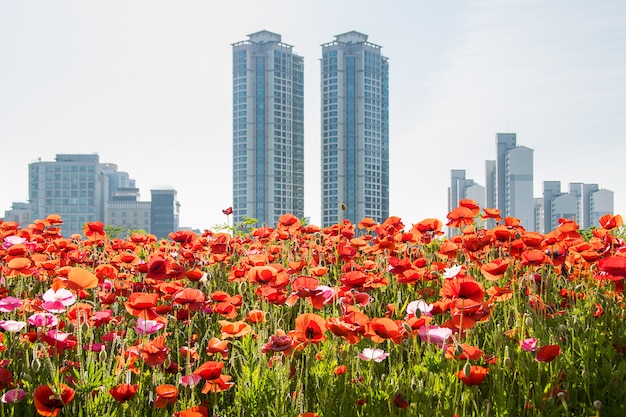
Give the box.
[446,207,476,228]
[124,292,160,320]
[520,250,552,267]
[445,344,484,360]
[154,384,177,408]
[33,383,75,417]
[173,405,210,417]
[66,267,99,291]
[482,207,502,221]
[219,320,252,339]
[246,309,266,323]
[206,337,229,359]
[459,199,480,216]
[109,383,139,403]
[326,317,362,344]
[83,221,106,241]
[358,217,378,231]
[200,374,234,394]
[138,335,170,367]
[456,365,489,386]
[173,288,206,311]
[292,313,327,344]
[365,317,404,344]
[480,258,510,281]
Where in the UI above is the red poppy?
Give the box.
[456,365,489,386]
[33,383,75,417]
[599,214,623,230]
[536,344,561,362]
[598,256,626,278]
[193,361,224,380]
[222,207,233,215]
[109,383,139,403]
[440,277,485,303]
[393,392,410,409]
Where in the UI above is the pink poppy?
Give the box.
[358,348,389,362]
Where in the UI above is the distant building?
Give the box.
[449,169,485,211]
[539,181,613,231]
[3,202,30,225]
[590,189,614,227]
[25,153,180,237]
[232,31,305,227]
[320,31,389,227]
[105,201,151,236]
[151,189,180,239]
[28,154,107,236]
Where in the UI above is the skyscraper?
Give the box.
[320,31,389,227]
[232,31,305,227]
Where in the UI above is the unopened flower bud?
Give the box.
[503,357,513,368]
[525,315,533,327]
[463,362,472,377]
[593,400,602,411]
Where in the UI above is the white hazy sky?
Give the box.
[1,0,625,231]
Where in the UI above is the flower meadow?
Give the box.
[0,201,626,417]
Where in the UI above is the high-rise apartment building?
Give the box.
[320,31,389,227]
[231,31,304,227]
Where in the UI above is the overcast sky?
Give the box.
[1,0,625,231]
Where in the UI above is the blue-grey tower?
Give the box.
[232,31,305,227]
[321,31,389,227]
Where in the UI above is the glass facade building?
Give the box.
[232,31,304,227]
[320,32,389,227]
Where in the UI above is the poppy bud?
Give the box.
[463,363,472,378]
[31,359,41,372]
[20,372,31,383]
[99,349,108,362]
[593,400,602,410]
[402,322,412,334]
[454,345,464,357]
[340,202,346,211]
[524,315,533,327]
[503,357,513,368]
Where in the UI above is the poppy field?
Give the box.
[0,201,625,417]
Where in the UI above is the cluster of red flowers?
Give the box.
[0,203,624,414]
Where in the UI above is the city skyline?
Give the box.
[1,1,625,230]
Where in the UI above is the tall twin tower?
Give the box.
[232,30,389,228]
